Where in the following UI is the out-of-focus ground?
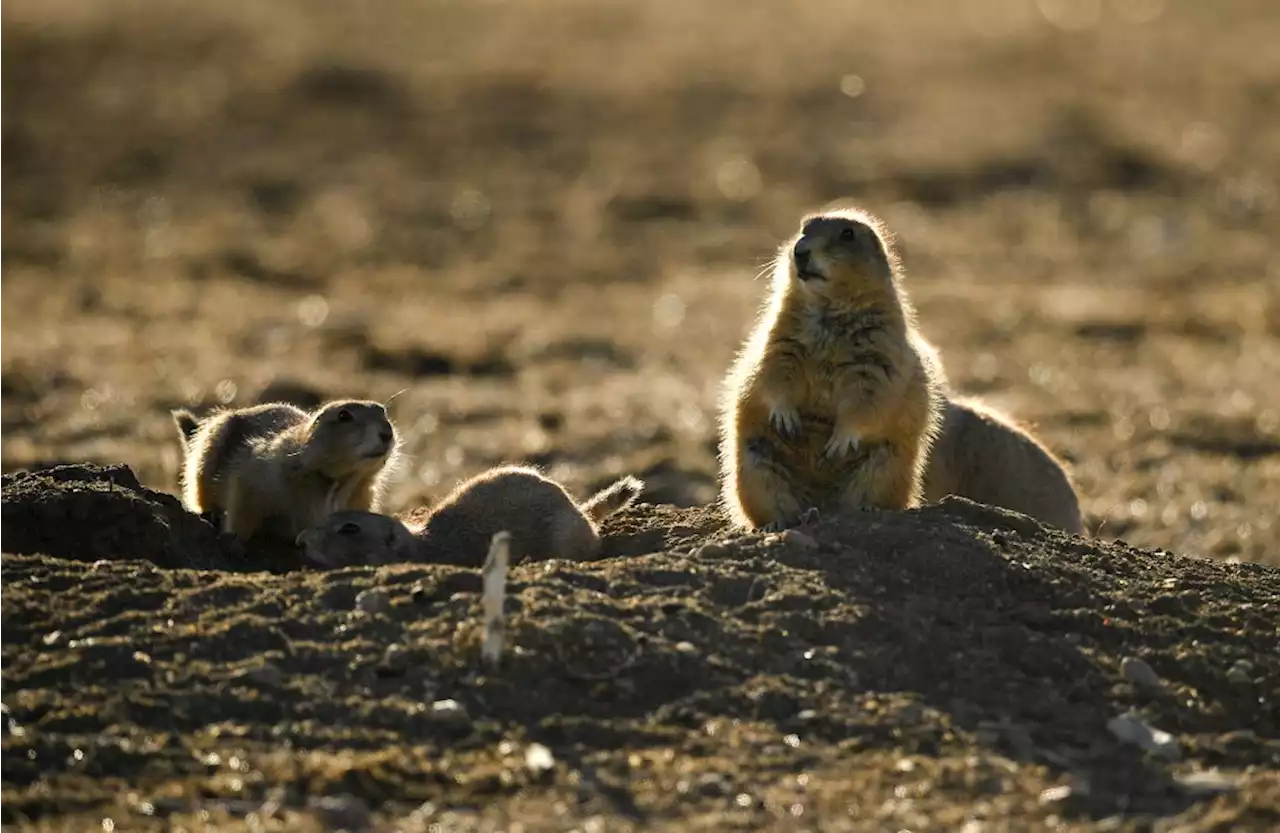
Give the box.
[4,1,1280,830]
[3,0,1278,563]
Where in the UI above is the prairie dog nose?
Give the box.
[793,238,813,270]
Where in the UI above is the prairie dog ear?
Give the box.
[172,409,200,445]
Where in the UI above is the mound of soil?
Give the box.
[3,464,1278,831]
[1,464,241,571]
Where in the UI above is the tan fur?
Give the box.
[296,510,419,568]
[173,399,401,543]
[924,397,1085,535]
[719,207,944,531]
[295,466,645,569]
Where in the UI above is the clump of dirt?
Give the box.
[1,463,263,571]
[3,463,1278,831]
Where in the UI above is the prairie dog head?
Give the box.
[302,400,397,478]
[783,209,899,304]
[296,510,412,568]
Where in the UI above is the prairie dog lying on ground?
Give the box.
[296,465,644,568]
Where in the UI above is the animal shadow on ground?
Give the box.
[750,504,1183,819]
[492,502,1226,821]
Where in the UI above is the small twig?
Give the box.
[481,531,510,669]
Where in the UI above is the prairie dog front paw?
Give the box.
[769,404,802,440]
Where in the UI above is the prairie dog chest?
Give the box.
[791,313,873,408]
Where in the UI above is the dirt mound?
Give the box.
[1,464,314,573]
[3,464,1278,830]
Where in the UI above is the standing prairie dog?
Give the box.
[172,399,401,543]
[719,207,944,531]
[295,465,645,569]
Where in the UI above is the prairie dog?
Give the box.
[173,399,400,543]
[296,510,419,569]
[296,465,645,569]
[719,207,943,531]
[924,397,1085,535]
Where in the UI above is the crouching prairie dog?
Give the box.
[296,465,645,569]
[172,399,401,543]
[924,397,1085,535]
[719,207,944,531]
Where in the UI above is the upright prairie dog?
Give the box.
[172,399,400,543]
[295,465,645,569]
[719,207,943,531]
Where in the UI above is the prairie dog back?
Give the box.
[420,466,644,566]
[173,403,308,518]
[924,397,1084,534]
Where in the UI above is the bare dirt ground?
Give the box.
[3,0,1279,829]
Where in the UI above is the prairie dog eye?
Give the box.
[338,522,361,535]
[336,409,353,422]
[839,227,857,241]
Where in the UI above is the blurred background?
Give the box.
[3,0,1278,563]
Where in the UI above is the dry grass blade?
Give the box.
[481,530,511,669]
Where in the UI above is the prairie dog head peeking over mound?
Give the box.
[296,510,417,568]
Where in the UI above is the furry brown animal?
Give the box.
[719,207,944,530]
[173,399,400,543]
[296,465,644,568]
[924,397,1085,535]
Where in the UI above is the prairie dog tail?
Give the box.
[579,476,645,523]
[172,409,201,446]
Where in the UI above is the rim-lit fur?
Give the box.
[718,207,944,530]
[295,465,645,569]
[172,399,401,543]
[924,396,1085,535]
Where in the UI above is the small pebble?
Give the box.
[696,542,730,558]
[694,772,731,796]
[1175,769,1239,796]
[1038,784,1073,804]
[306,793,371,832]
[430,699,470,724]
[524,743,555,774]
[1120,657,1165,693]
[674,641,697,654]
[355,588,390,614]
[1107,711,1181,760]
[236,663,283,688]
[378,643,408,676]
[1226,660,1253,685]
[780,530,818,550]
